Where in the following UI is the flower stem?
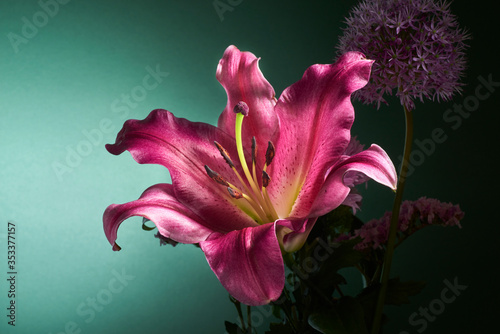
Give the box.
[281,288,300,333]
[247,305,252,333]
[230,296,247,333]
[371,105,413,334]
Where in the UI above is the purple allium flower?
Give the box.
[337,197,464,250]
[337,0,470,110]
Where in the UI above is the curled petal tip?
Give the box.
[112,243,122,251]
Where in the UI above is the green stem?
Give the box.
[230,297,247,333]
[371,105,413,334]
[281,289,300,333]
[247,305,252,334]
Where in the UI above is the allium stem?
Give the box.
[371,105,413,334]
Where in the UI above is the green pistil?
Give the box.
[234,112,279,222]
[235,114,271,218]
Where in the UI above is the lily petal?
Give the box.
[106,109,259,232]
[200,223,284,306]
[216,45,278,166]
[309,144,398,217]
[278,218,319,253]
[103,184,214,250]
[268,52,374,218]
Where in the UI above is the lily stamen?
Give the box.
[213,141,262,214]
[205,164,268,222]
[261,170,279,220]
[251,137,258,188]
[204,165,229,186]
[227,187,243,199]
[262,171,270,188]
[264,141,275,172]
[214,141,235,168]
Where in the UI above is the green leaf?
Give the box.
[308,297,369,334]
[314,205,364,237]
[385,278,426,305]
[335,297,369,334]
[265,322,295,334]
[301,239,362,302]
[224,321,244,334]
[308,308,347,334]
[271,303,282,319]
[311,272,347,299]
[356,278,426,327]
[319,238,364,272]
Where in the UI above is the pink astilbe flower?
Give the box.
[339,197,464,250]
[103,46,398,306]
[337,0,470,110]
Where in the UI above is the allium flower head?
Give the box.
[337,0,470,110]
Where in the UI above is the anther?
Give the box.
[227,187,243,199]
[214,141,234,168]
[233,101,249,116]
[204,165,229,186]
[262,171,271,188]
[266,141,275,166]
[251,137,257,163]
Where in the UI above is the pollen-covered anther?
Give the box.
[265,141,275,166]
[227,187,243,199]
[233,101,249,116]
[214,141,234,168]
[262,171,271,188]
[251,137,257,163]
[204,165,229,186]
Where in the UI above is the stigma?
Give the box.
[205,101,278,224]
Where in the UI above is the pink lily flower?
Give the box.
[103,45,397,306]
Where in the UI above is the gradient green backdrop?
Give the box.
[1,0,498,333]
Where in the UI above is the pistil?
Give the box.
[234,105,278,221]
[205,101,280,224]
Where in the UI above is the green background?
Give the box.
[1,0,497,333]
